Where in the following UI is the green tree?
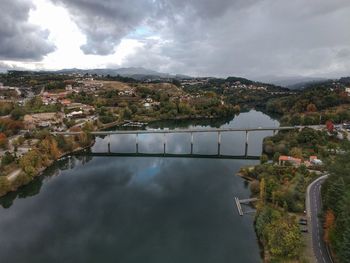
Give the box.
[267,219,302,259]
[10,107,26,120]
[260,154,268,164]
[1,152,15,166]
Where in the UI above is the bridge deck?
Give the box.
[53,126,305,136]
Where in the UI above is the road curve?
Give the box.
[306,175,333,263]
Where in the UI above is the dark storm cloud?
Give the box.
[0,0,55,61]
[51,0,350,78]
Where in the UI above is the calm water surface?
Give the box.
[0,110,278,263]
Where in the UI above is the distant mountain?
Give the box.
[54,67,192,80]
[254,76,328,89]
[207,76,289,91]
[339,77,350,85]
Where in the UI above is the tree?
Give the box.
[273,152,281,163]
[10,107,26,120]
[259,178,266,207]
[122,107,132,120]
[0,177,11,196]
[267,219,302,259]
[1,152,15,166]
[323,209,335,243]
[260,154,268,164]
[306,103,317,112]
[129,104,138,114]
[289,147,303,159]
[250,180,260,195]
[19,149,42,177]
[0,133,8,149]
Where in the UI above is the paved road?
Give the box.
[306,175,333,263]
[7,169,21,182]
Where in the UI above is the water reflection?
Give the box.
[0,157,261,263]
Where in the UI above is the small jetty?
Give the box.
[234,197,258,216]
[122,121,148,128]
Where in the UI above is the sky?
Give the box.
[1,0,350,79]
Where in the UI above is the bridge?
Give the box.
[54,125,324,157]
[55,125,324,156]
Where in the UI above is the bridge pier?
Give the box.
[245,131,249,156]
[163,133,166,155]
[190,132,194,155]
[108,135,111,153]
[217,131,221,156]
[136,133,139,153]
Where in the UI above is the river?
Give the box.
[0,110,279,263]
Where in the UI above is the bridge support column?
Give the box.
[163,133,166,155]
[136,133,139,153]
[217,131,221,156]
[190,132,194,155]
[108,135,111,153]
[273,129,276,136]
[245,131,249,156]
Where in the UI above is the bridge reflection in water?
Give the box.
[76,151,261,160]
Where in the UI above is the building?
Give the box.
[279,155,322,167]
[309,156,323,165]
[66,111,84,119]
[278,155,302,166]
[345,87,350,96]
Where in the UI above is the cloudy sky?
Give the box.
[1,0,350,79]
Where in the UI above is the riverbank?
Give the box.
[237,126,345,262]
[0,134,95,198]
[100,112,239,131]
[238,163,318,262]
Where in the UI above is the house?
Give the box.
[309,156,323,165]
[66,111,84,119]
[143,102,151,109]
[61,99,72,106]
[278,155,302,166]
[279,155,323,167]
[345,87,350,96]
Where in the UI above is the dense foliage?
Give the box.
[263,128,340,159]
[266,83,350,125]
[243,164,316,213]
[255,206,303,261]
[322,150,350,262]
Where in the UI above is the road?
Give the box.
[7,168,21,182]
[306,175,333,263]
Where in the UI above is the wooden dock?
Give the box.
[234,197,258,216]
[234,197,244,216]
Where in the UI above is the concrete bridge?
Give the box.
[54,125,324,157]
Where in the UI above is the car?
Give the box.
[299,221,308,225]
[300,227,308,233]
